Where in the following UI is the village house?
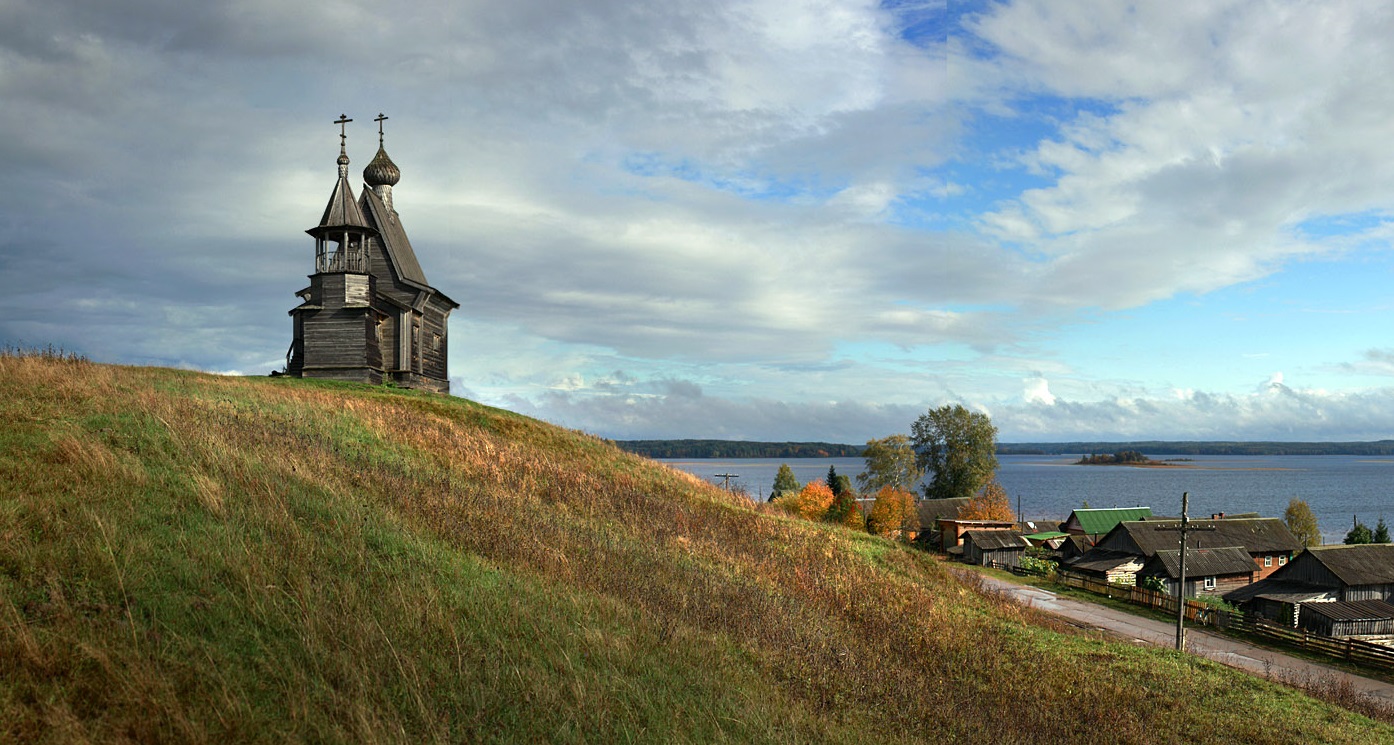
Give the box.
[1224,544,1394,632]
[1081,516,1299,584]
[937,518,1015,553]
[1135,546,1257,598]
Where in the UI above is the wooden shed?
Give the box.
[1298,600,1394,638]
[962,530,1031,569]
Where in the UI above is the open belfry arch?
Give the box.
[288,114,458,393]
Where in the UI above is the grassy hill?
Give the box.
[2,352,1390,744]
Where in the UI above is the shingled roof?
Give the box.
[1141,546,1257,579]
[965,530,1031,550]
[1298,544,1394,587]
[917,498,970,524]
[1102,518,1300,557]
[360,186,430,288]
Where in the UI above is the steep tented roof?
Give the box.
[315,176,371,232]
[1142,547,1257,579]
[360,186,430,287]
[1066,507,1153,536]
[1107,518,1301,557]
[1301,544,1394,587]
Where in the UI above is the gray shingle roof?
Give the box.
[965,530,1030,550]
[1141,546,1257,579]
[1109,518,1300,556]
[316,176,371,231]
[917,498,970,523]
[361,186,429,287]
[1301,544,1394,587]
[1302,600,1394,622]
[1222,579,1334,605]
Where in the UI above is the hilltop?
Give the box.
[2,353,1390,743]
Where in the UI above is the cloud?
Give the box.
[6,0,1394,442]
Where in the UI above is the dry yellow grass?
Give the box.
[0,352,1391,743]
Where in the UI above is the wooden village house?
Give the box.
[287,115,457,392]
[1071,516,1300,586]
[1224,544,1394,635]
[938,518,1015,553]
[1136,547,1257,598]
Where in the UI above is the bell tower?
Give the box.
[286,115,385,383]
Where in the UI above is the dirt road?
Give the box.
[978,573,1394,704]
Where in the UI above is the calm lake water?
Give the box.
[658,454,1394,544]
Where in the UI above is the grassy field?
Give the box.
[2,352,1392,743]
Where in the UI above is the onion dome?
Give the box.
[364,145,401,188]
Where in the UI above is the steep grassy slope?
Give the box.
[1,354,1390,743]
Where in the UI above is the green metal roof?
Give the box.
[1069,507,1152,536]
[1024,531,1069,541]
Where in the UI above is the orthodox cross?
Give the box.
[334,114,353,148]
[375,113,388,145]
[1154,491,1216,651]
[714,473,739,491]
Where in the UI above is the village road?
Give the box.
[977,574,1394,705]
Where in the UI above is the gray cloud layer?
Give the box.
[5,1,1394,441]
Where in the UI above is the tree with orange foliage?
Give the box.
[776,479,835,522]
[867,486,920,540]
[958,478,1014,522]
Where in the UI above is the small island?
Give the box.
[1075,450,1172,467]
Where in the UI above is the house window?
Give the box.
[1264,556,1272,567]
[1203,576,1216,590]
[1279,555,1287,565]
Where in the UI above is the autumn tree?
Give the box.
[857,434,925,493]
[867,486,920,540]
[958,478,1014,522]
[777,480,835,522]
[770,464,801,503]
[1283,498,1321,547]
[911,404,999,500]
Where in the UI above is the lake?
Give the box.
[657,454,1394,544]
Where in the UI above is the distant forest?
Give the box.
[617,439,1394,458]
[615,440,865,458]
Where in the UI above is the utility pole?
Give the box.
[1153,492,1215,651]
[714,473,739,491]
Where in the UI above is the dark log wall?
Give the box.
[420,299,450,382]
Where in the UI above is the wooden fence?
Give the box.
[986,563,1394,673]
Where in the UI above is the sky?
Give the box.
[7,0,1394,443]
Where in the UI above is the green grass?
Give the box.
[2,353,1393,743]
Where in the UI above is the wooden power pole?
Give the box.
[714,473,739,491]
[1153,492,1215,651]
